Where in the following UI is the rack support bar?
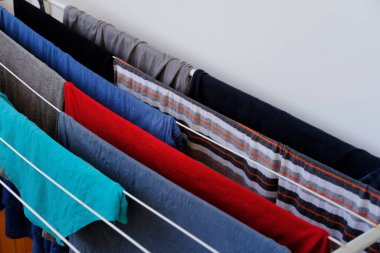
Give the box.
[333,226,380,253]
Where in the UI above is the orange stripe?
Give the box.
[279,192,379,253]
[278,191,354,236]
[279,171,377,224]
[118,75,282,168]
[114,57,145,74]
[116,73,380,205]
[198,129,380,250]
[191,132,370,248]
[241,124,380,200]
[118,76,248,149]
[189,150,245,185]
[187,132,277,188]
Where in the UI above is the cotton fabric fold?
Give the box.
[63,5,193,94]
[189,69,380,180]
[0,6,182,149]
[114,58,380,252]
[64,81,331,253]
[0,30,64,138]
[1,177,68,253]
[13,0,114,83]
[58,112,289,253]
[0,93,128,245]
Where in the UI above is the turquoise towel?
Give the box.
[0,93,127,245]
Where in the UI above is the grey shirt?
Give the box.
[0,30,64,138]
[63,6,193,94]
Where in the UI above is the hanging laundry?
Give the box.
[63,5,193,94]
[1,178,68,253]
[114,58,380,252]
[13,0,114,83]
[0,28,65,236]
[0,6,182,150]
[58,113,289,253]
[189,70,380,180]
[0,30,64,138]
[114,58,278,200]
[0,92,128,245]
[0,29,70,252]
[64,81,330,253]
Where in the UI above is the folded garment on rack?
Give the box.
[1,178,68,252]
[114,58,278,200]
[63,81,330,253]
[0,92,128,245]
[58,113,289,253]
[114,58,380,252]
[63,5,193,94]
[0,30,65,138]
[14,0,114,83]
[189,70,380,180]
[0,6,182,150]
[0,28,67,252]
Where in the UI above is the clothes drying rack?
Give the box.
[2,1,380,252]
[0,61,220,253]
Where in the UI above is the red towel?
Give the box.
[64,81,330,253]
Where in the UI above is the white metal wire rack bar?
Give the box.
[333,226,380,253]
[176,121,377,228]
[0,62,60,112]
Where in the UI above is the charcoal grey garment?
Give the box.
[63,6,193,94]
[58,113,289,253]
[0,30,64,138]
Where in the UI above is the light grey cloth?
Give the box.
[63,6,193,94]
[0,30,64,138]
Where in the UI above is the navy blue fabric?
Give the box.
[189,70,380,180]
[361,169,380,190]
[58,113,289,253]
[1,178,67,252]
[37,0,45,12]
[0,7,182,150]
[0,176,4,210]
[1,178,31,239]
[14,0,114,83]
[31,226,69,253]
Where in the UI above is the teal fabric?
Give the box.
[0,93,128,245]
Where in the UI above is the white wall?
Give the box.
[1,0,380,158]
